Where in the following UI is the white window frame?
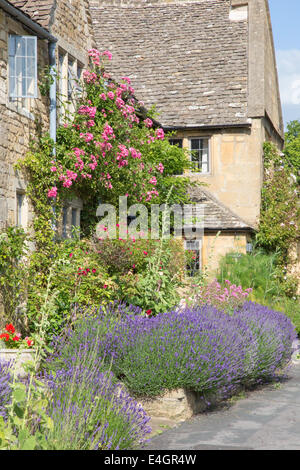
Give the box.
[8,34,37,99]
[189,137,210,174]
[58,49,84,118]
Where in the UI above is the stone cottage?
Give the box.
[89,0,284,273]
[0,0,95,235]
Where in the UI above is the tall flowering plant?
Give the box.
[188,279,252,314]
[0,324,34,349]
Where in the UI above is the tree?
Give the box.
[284,120,300,184]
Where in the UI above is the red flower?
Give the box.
[143,251,148,255]
[146,309,152,316]
[92,268,96,273]
[12,336,20,342]
[5,323,15,334]
[0,333,10,341]
[25,337,33,347]
[103,284,108,289]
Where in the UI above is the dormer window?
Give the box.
[8,35,37,98]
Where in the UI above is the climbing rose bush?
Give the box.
[47,48,191,212]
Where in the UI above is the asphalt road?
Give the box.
[143,352,300,450]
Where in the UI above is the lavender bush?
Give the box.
[42,327,151,450]
[0,361,12,420]
[49,301,297,400]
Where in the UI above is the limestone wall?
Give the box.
[0,10,49,229]
[202,231,249,277]
[0,1,95,230]
[175,120,264,228]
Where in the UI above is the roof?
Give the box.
[186,186,255,231]
[8,0,55,30]
[90,0,249,128]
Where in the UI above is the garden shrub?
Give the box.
[188,278,252,314]
[48,302,297,400]
[0,227,28,329]
[42,323,151,450]
[217,249,296,304]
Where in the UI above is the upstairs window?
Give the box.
[169,138,183,148]
[8,35,37,99]
[190,138,210,173]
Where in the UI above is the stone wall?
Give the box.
[50,0,95,65]
[175,121,263,228]
[202,231,249,276]
[0,0,95,230]
[0,10,49,229]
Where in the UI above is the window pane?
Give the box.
[68,58,75,99]
[26,57,35,77]
[9,35,37,98]
[191,139,199,150]
[26,37,36,57]
[169,138,183,148]
[15,37,25,56]
[72,208,77,227]
[62,207,68,238]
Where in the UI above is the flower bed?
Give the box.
[0,361,12,420]
[50,302,297,401]
[40,323,151,450]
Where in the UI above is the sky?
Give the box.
[269,0,300,129]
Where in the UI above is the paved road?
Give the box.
[144,358,300,450]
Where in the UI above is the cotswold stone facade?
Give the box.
[89,0,284,273]
[0,0,94,230]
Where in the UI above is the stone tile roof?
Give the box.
[187,186,254,231]
[90,0,249,128]
[8,0,55,30]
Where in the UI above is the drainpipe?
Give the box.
[49,41,57,153]
[48,41,57,231]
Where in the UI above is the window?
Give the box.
[189,138,210,173]
[67,56,76,101]
[185,239,201,277]
[62,206,68,239]
[59,50,84,118]
[8,35,37,98]
[16,191,27,228]
[71,208,79,238]
[76,63,83,96]
[169,138,183,148]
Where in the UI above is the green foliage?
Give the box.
[129,239,183,315]
[0,227,28,328]
[217,249,297,304]
[38,65,55,97]
[272,297,300,336]
[0,268,55,450]
[26,238,116,341]
[257,142,299,258]
[284,120,300,184]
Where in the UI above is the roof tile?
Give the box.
[90,0,249,128]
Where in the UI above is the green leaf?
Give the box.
[21,435,37,450]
